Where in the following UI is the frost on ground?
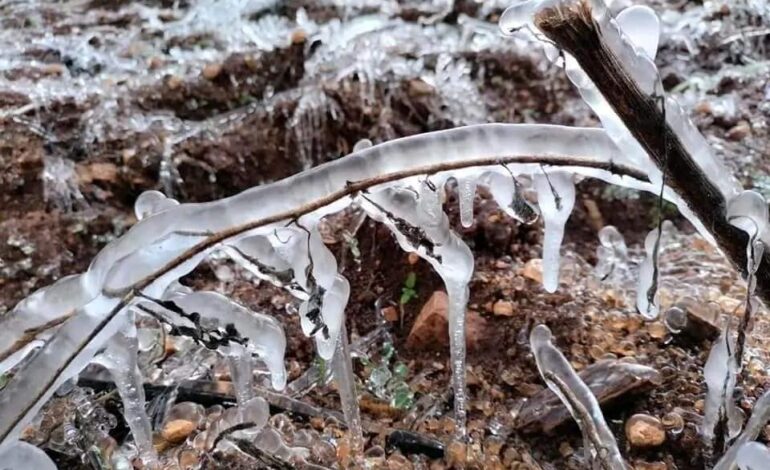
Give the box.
[0,0,769,468]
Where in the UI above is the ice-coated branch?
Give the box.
[511,0,770,308]
[0,123,663,452]
[529,325,627,470]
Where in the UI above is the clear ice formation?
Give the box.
[736,442,770,470]
[0,441,57,470]
[2,0,765,459]
[714,389,770,470]
[534,171,576,293]
[529,325,627,470]
[0,120,705,454]
[636,226,662,319]
[702,328,743,450]
[92,324,159,467]
[595,226,631,286]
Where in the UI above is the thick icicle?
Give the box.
[529,324,627,470]
[702,328,743,454]
[533,171,576,293]
[487,172,539,225]
[359,184,474,436]
[92,326,158,468]
[331,326,364,462]
[714,389,770,470]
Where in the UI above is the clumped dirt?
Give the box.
[2,1,769,469]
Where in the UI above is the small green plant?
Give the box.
[399,272,418,305]
[358,342,414,410]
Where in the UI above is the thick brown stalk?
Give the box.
[534,2,768,322]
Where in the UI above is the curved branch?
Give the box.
[0,123,656,446]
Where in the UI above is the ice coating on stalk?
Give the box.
[529,325,626,470]
[595,226,630,284]
[0,123,667,450]
[736,442,770,470]
[359,184,474,435]
[533,171,575,292]
[331,326,364,461]
[457,177,476,228]
[170,291,287,390]
[92,326,158,468]
[636,226,662,319]
[487,172,539,225]
[226,342,256,405]
[703,329,743,449]
[134,190,180,220]
[0,441,57,470]
[714,389,770,470]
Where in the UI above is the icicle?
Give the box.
[533,171,575,293]
[92,326,158,468]
[169,291,288,391]
[457,178,476,228]
[714,389,770,470]
[702,328,743,454]
[595,226,631,285]
[359,185,474,436]
[529,324,627,470]
[331,325,363,463]
[736,442,770,470]
[226,342,255,406]
[636,226,663,319]
[353,139,373,152]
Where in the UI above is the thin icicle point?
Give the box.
[714,389,770,470]
[226,342,255,406]
[92,327,158,468]
[533,171,575,293]
[595,226,630,285]
[529,325,627,470]
[736,442,770,470]
[457,177,476,228]
[702,328,743,452]
[636,226,662,319]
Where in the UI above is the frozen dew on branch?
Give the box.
[529,324,627,470]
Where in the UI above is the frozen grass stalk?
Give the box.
[529,324,627,470]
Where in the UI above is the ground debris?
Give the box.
[514,359,660,433]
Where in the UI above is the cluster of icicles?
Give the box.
[2,0,770,468]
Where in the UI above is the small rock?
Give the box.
[633,461,667,470]
[445,441,466,468]
[726,121,750,141]
[290,28,307,44]
[408,78,434,97]
[166,75,183,90]
[521,259,543,283]
[202,63,222,80]
[693,101,713,116]
[161,419,196,444]
[406,291,486,350]
[41,63,65,76]
[407,252,420,265]
[386,430,444,459]
[382,306,399,322]
[492,300,515,317]
[625,414,665,448]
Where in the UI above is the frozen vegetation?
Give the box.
[0,0,769,468]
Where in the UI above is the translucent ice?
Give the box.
[534,171,575,292]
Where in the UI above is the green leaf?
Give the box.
[405,272,417,289]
